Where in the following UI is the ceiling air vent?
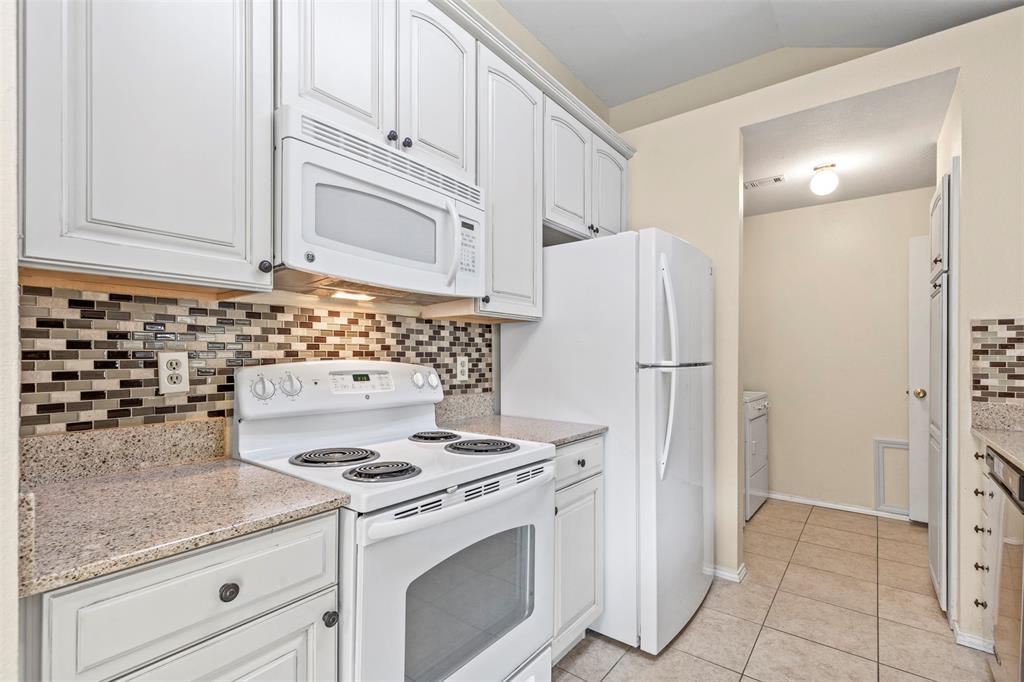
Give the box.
[743,174,786,190]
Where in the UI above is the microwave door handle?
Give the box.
[658,367,677,481]
[660,253,679,365]
[445,199,461,286]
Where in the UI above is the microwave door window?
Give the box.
[315,183,438,265]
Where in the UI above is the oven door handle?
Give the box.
[445,199,461,286]
[362,468,554,543]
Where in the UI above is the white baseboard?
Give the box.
[767,491,911,521]
[953,621,994,653]
[713,563,747,583]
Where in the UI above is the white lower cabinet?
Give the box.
[553,438,605,662]
[22,513,339,682]
[123,588,338,681]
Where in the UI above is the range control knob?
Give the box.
[411,372,426,388]
[251,375,276,401]
[427,373,440,389]
[279,372,303,397]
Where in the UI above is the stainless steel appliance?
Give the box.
[986,446,1023,682]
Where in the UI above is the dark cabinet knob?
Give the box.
[974,562,990,572]
[975,599,988,609]
[258,259,273,273]
[219,582,240,603]
[577,458,587,468]
[402,137,413,148]
[933,256,943,264]
[974,452,984,460]
[974,488,984,496]
[481,295,491,304]
[323,610,340,628]
[387,130,399,141]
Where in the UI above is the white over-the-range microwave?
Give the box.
[273,106,485,301]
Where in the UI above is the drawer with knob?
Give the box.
[37,512,338,682]
[554,436,605,490]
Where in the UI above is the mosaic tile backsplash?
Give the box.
[19,286,494,436]
[972,318,1024,430]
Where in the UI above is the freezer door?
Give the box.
[638,229,713,366]
[637,364,714,654]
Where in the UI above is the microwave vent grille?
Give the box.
[300,115,482,207]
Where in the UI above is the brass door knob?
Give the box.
[913,388,927,399]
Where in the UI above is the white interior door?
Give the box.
[929,272,948,611]
[637,364,713,655]
[908,236,931,523]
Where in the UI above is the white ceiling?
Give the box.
[741,69,957,216]
[498,0,1020,106]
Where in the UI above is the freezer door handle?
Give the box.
[659,367,677,481]
[660,253,679,365]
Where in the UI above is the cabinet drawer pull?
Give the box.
[219,582,240,603]
[975,599,988,609]
[387,129,398,141]
[577,458,587,468]
[974,562,990,572]
[402,137,413,148]
[323,610,339,628]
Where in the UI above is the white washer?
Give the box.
[744,391,770,520]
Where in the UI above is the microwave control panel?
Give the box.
[459,221,478,275]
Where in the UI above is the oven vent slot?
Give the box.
[300,115,482,207]
[393,498,443,519]
[464,480,501,501]
[516,466,545,484]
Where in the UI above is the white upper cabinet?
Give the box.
[592,136,628,236]
[543,97,593,238]
[280,0,475,182]
[477,45,543,319]
[398,2,477,183]
[22,0,274,291]
[278,0,397,145]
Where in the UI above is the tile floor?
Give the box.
[552,499,994,682]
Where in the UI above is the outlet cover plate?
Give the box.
[456,356,469,381]
[158,351,190,395]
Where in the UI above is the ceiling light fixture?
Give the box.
[331,291,376,302]
[809,163,839,196]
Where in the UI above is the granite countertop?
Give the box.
[974,428,1024,472]
[19,460,348,597]
[440,414,608,447]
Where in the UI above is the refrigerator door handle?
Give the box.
[659,367,677,481]
[660,253,679,365]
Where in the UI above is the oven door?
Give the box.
[353,463,554,682]
[280,137,484,297]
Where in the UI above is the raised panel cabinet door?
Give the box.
[398,1,476,182]
[122,589,338,681]
[592,136,628,236]
[477,45,543,319]
[553,475,605,660]
[278,0,397,146]
[543,97,592,238]
[22,0,273,290]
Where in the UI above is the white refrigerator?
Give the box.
[501,228,714,655]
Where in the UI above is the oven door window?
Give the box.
[314,183,438,265]
[405,526,535,682]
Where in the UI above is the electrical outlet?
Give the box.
[158,351,190,395]
[456,356,469,381]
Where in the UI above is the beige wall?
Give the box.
[610,47,877,132]
[467,0,610,121]
[1,0,19,678]
[623,9,1024,638]
[742,188,933,508]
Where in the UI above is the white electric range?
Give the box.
[233,360,556,682]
